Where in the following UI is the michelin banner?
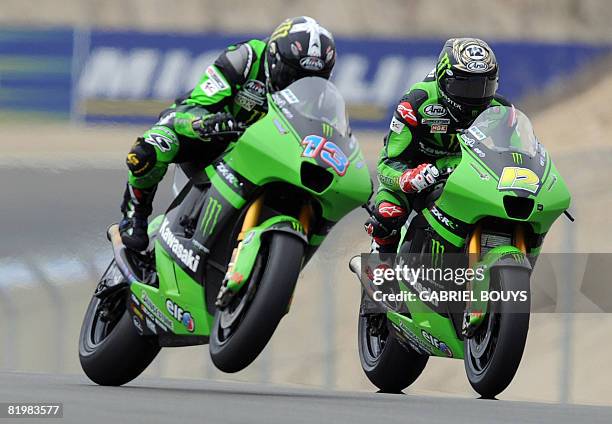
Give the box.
[0,27,610,129]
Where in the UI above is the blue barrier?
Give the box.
[0,27,610,128]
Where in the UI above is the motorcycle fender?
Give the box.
[226,215,307,292]
[468,246,532,327]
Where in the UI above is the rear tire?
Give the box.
[464,266,531,398]
[79,262,160,386]
[358,293,429,393]
[210,233,304,373]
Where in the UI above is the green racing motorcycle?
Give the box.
[79,77,372,385]
[350,106,572,398]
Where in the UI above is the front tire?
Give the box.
[464,266,531,398]
[210,233,304,373]
[79,261,160,386]
[358,293,429,393]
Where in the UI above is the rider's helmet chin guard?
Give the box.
[435,38,499,126]
[265,16,336,93]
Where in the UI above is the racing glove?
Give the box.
[399,163,439,193]
[192,112,239,141]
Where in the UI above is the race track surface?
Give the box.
[1,372,611,424]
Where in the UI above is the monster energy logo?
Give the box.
[291,221,304,233]
[437,52,451,81]
[512,153,523,164]
[431,239,445,268]
[201,197,222,236]
[322,123,333,138]
[271,19,292,41]
[511,253,523,263]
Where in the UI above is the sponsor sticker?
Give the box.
[461,134,477,146]
[467,61,489,72]
[473,147,486,158]
[423,103,447,117]
[430,206,457,230]
[280,89,299,104]
[159,218,201,272]
[145,317,157,334]
[132,316,144,334]
[396,101,418,126]
[430,124,448,133]
[421,330,453,358]
[235,79,266,111]
[468,126,487,141]
[141,290,174,331]
[166,299,195,332]
[216,161,241,188]
[299,56,325,71]
[390,116,405,134]
[422,118,450,126]
[200,66,229,96]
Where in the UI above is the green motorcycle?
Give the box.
[350,106,571,398]
[79,77,372,385]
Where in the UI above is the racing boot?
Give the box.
[119,183,157,252]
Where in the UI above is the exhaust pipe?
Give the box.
[107,224,141,285]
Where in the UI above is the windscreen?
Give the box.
[462,106,541,158]
[271,77,349,136]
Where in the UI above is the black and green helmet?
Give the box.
[436,38,499,124]
[265,16,336,92]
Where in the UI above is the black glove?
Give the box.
[193,112,239,141]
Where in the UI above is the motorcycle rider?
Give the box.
[120,16,336,251]
[365,38,512,253]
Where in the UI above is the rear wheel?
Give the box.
[210,233,304,373]
[358,292,429,393]
[79,261,160,386]
[464,266,531,398]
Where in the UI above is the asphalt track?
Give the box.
[1,372,612,424]
[0,168,174,258]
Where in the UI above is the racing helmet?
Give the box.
[265,16,336,92]
[436,38,499,125]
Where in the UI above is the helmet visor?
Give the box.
[270,59,331,92]
[443,75,498,100]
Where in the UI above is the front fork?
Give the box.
[215,194,312,307]
[463,223,528,336]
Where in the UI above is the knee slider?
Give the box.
[126,137,157,176]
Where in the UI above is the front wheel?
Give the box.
[358,292,429,393]
[209,233,304,373]
[79,261,160,386]
[464,266,531,398]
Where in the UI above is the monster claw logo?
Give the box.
[431,239,445,268]
[201,197,222,236]
[511,253,524,263]
[512,152,523,164]
[436,52,451,81]
[270,19,293,41]
[322,122,333,138]
[291,221,304,233]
